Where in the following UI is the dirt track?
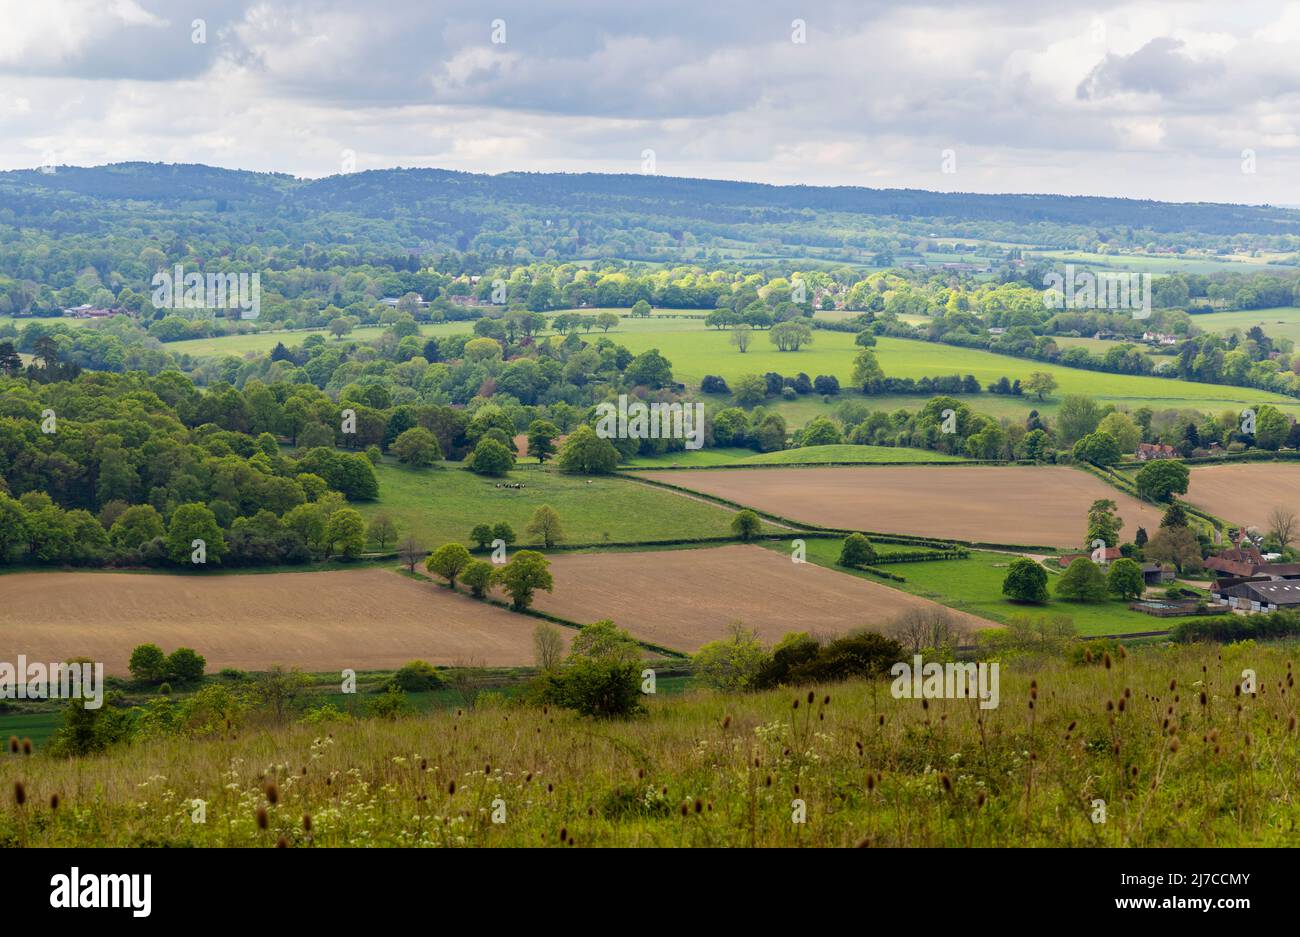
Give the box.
[1186,463,1300,530]
[530,544,991,652]
[639,465,1165,548]
[0,568,560,674]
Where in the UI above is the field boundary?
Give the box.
[619,457,1032,472]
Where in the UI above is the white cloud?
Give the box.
[0,0,1298,201]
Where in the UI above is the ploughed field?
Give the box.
[0,569,559,674]
[1185,462,1300,529]
[638,465,1166,549]
[529,544,992,652]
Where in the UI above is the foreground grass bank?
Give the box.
[3,642,1297,847]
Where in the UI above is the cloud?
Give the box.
[1077,37,1225,99]
[0,0,1299,202]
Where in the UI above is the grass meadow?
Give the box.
[3,641,1297,846]
[784,538,1170,637]
[357,459,760,548]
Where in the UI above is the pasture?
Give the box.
[637,464,1166,548]
[785,539,1169,637]
[0,568,557,673]
[528,543,992,652]
[357,460,757,548]
[610,330,1296,414]
[1185,462,1300,530]
[1188,306,1300,345]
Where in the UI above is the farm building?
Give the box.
[1141,562,1175,585]
[1213,579,1300,613]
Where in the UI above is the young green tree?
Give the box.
[165,503,227,565]
[1002,558,1049,604]
[526,419,560,463]
[426,542,473,589]
[392,427,442,466]
[461,559,496,598]
[325,507,367,559]
[128,643,168,684]
[1085,499,1123,548]
[556,424,619,474]
[492,521,517,545]
[470,524,495,550]
[1107,557,1146,601]
[526,505,564,547]
[1160,502,1189,528]
[731,373,768,408]
[850,348,884,388]
[468,437,516,476]
[1055,557,1108,602]
[1022,371,1058,401]
[1136,459,1190,502]
[731,509,762,542]
[838,532,877,567]
[693,624,769,691]
[109,503,164,550]
[568,619,640,662]
[166,647,207,683]
[494,550,553,610]
[1072,431,1121,466]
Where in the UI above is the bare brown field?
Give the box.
[638,465,1166,548]
[0,569,561,674]
[530,544,992,652]
[1186,462,1300,529]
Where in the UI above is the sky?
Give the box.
[1,0,1299,203]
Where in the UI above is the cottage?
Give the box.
[62,304,118,319]
[1057,548,1121,567]
[1135,442,1177,461]
[1203,541,1300,579]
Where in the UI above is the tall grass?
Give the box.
[2,642,1297,847]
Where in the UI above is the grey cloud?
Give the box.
[1077,37,1225,100]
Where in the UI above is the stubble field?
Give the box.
[529,544,992,651]
[638,465,1167,548]
[0,568,557,674]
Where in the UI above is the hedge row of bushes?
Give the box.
[1171,611,1300,643]
[873,549,970,564]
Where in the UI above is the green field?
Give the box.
[623,444,966,468]
[0,710,64,750]
[605,329,1298,419]
[782,538,1167,637]
[1028,249,1296,275]
[357,459,761,548]
[1188,306,1300,344]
